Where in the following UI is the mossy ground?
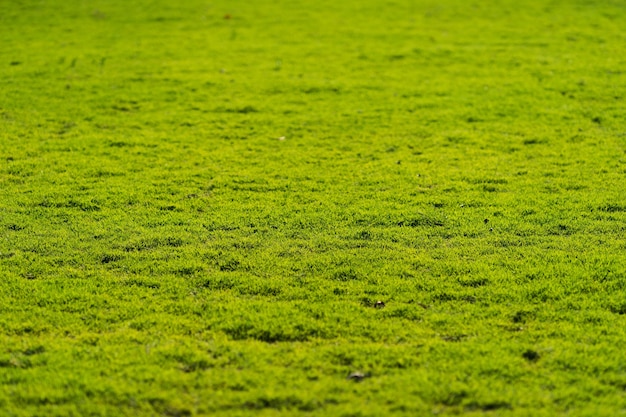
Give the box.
[2,0,626,415]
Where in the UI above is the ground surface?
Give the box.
[2,0,626,415]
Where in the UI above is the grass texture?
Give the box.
[2,0,626,415]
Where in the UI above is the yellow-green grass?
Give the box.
[2,0,626,415]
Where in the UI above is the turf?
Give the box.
[2,0,626,415]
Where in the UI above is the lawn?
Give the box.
[2,0,626,415]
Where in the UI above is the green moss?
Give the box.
[2,0,626,415]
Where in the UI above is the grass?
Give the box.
[2,0,626,415]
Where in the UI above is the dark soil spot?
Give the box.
[522,349,540,362]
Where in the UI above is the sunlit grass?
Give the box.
[2,0,626,415]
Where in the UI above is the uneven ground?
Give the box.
[1,0,626,415]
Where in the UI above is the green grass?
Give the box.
[2,0,626,415]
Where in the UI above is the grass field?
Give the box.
[2,0,626,415]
